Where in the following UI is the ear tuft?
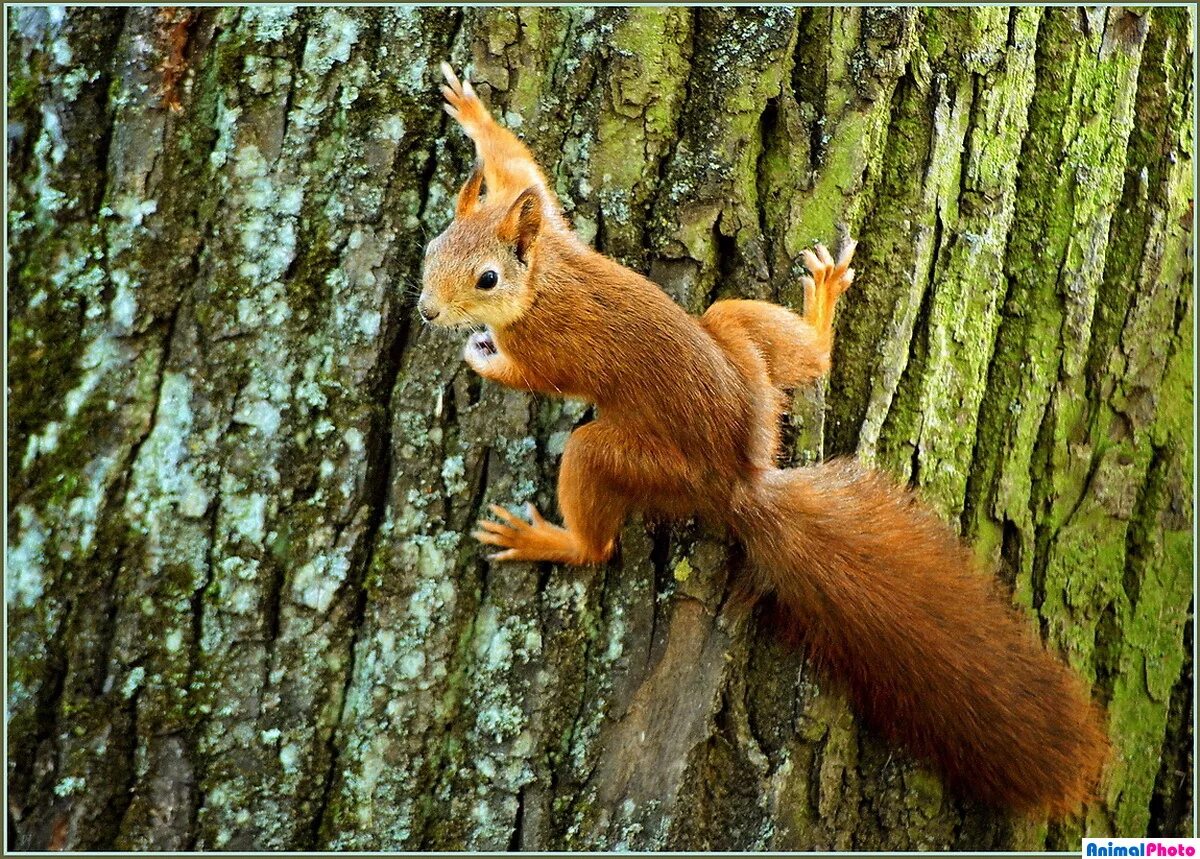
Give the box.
[499,187,543,264]
[455,162,486,218]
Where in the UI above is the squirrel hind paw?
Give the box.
[838,237,858,266]
[439,63,487,128]
[803,242,856,292]
[440,62,478,100]
[440,61,462,92]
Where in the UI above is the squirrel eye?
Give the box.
[476,270,498,290]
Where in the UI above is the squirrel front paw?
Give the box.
[464,330,517,384]
[800,240,856,331]
[464,330,498,371]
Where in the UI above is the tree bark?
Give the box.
[6,6,1194,851]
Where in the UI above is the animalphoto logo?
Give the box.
[1084,840,1200,857]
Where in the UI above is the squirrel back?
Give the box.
[494,230,763,477]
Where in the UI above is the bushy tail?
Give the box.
[729,460,1108,816]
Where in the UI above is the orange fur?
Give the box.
[731,463,1108,815]
[421,64,1109,815]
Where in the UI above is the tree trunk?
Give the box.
[6,6,1193,851]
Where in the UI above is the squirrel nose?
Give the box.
[418,298,440,322]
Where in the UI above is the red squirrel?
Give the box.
[421,63,1108,817]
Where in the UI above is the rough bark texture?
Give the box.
[6,6,1194,851]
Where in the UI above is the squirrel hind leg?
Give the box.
[702,299,830,389]
[701,240,854,390]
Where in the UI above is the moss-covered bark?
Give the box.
[6,6,1193,851]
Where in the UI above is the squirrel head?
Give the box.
[419,164,543,330]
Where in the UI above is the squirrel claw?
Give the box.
[526,502,547,526]
[441,62,478,100]
[488,503,524,527]
[838,238,858,268]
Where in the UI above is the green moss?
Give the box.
[871,8,1039,518]
[588,8,692,267]
[783,9,913,260]
[961,10,1189,842]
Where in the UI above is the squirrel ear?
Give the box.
[455,162,486,218]
[499,187,543,264]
